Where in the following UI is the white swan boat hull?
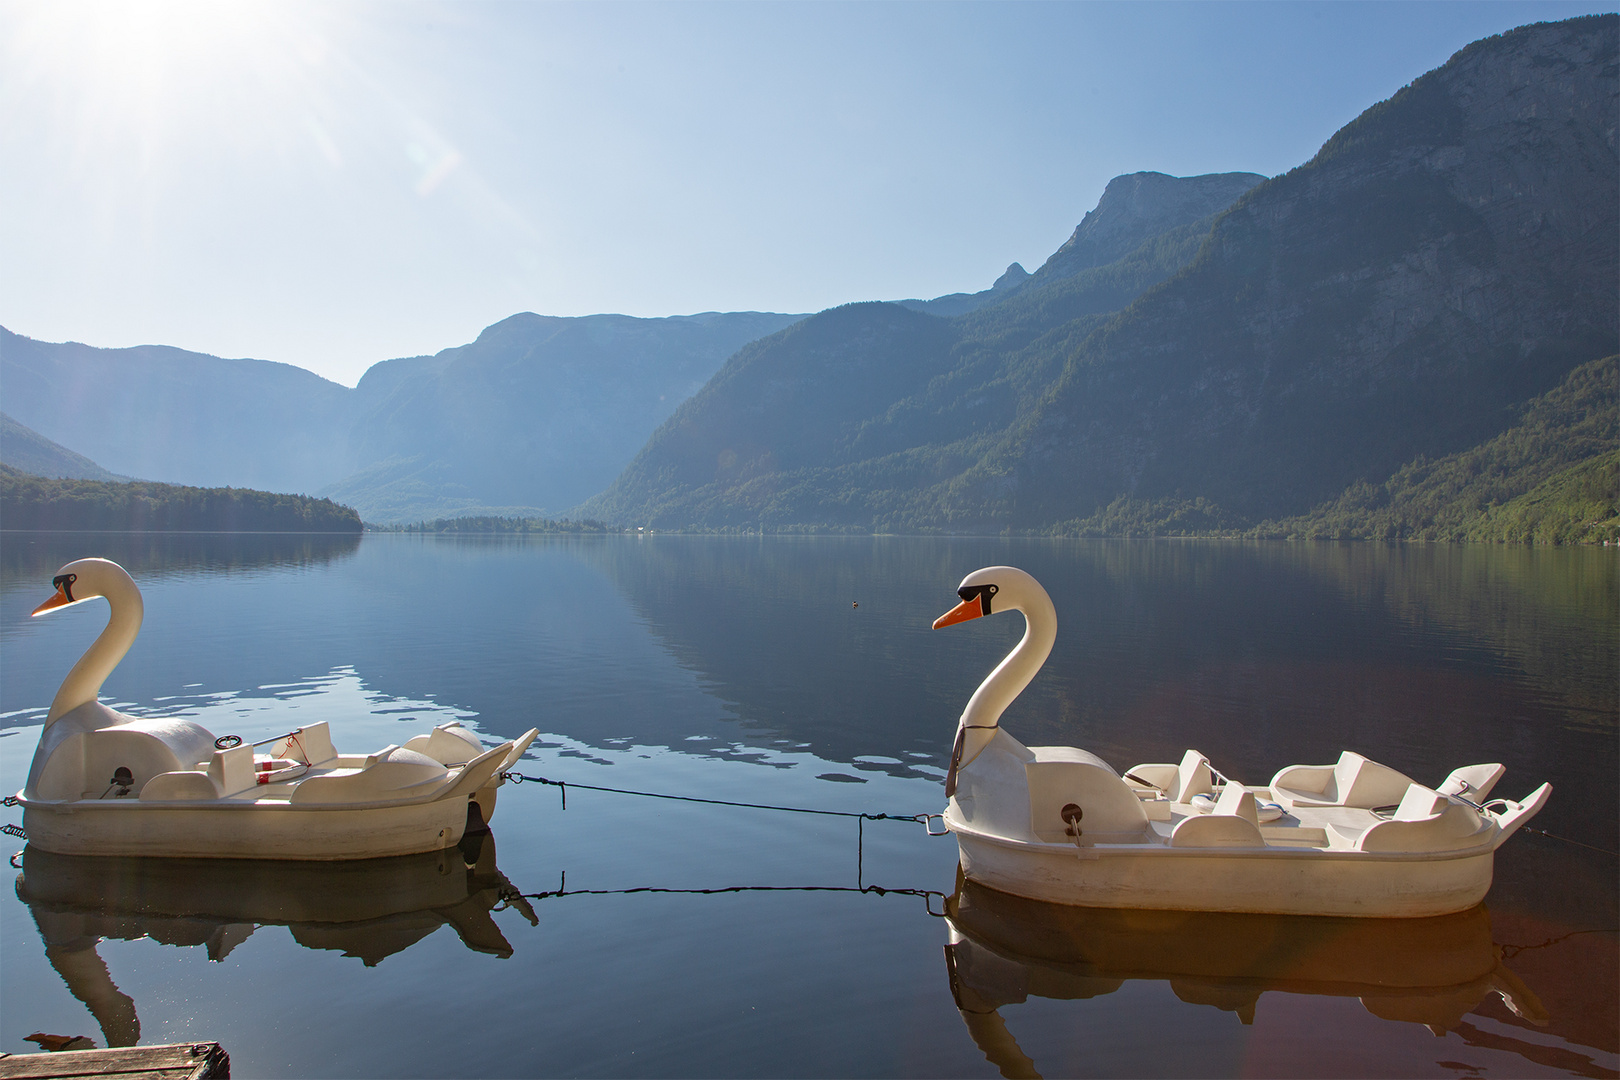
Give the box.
[22,797,477,861]
[951,818,1495,918]
[18,709,537,861]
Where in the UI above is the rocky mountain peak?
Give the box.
[1035,170,1267,281]
[991,263,1030,291]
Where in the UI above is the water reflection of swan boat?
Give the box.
[13,830,535,1048]
[16,559,538,859]
[945,874,1546,1079]
[933,567,1551,916]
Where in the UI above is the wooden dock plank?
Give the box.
[0,1043,227,1080]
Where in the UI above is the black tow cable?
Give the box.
[500,770,945,831]
[511,873,947,917]
[1518,826,1619,858]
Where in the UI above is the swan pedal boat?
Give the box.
[16,558,539,860]
[933,566,1552,918]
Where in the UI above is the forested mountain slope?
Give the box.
[0,412,129,482]
[583,16,1618,535]
[324,310,803,520]
[996,15,1618,531]
[580,171,1269,527]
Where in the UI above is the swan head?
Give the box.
[933,566,1051,629]
[32,558,140,617]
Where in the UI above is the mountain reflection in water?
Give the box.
[13,830,532,1049]
[0,531,361,582]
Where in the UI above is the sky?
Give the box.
[2,1,1614,387]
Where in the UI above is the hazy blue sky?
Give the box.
[2,0,1612,386]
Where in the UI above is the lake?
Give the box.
[1,533,1615,1078]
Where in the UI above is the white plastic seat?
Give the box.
[1270,751,1414,812]
[207,743,257,797]
[1174,749,1214,804]
[1171,782,1265,848]
[1357,783,1490,853]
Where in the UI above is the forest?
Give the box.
[0,466,363,532]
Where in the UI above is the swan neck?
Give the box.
[45,585,142,729]
[960,599,1056,734]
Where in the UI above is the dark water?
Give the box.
[1,533,1614,1078]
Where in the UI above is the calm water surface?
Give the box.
[1,534,1614,1078]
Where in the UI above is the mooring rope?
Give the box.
[1499,927,1611,960]
[500,770,940,827]
[509,871,947,916]
[1517,826,1619,858]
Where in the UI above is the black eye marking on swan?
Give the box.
[52,574,76,602]
[957,583,997,615]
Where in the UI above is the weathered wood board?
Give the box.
[0,1043,228,1080]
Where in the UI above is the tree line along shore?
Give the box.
[0,465,362,532]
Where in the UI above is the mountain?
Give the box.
[1000,16,1618,531]
[323,310,804,520]
[0,412,129,481]
[1,310,805,522]
[897,261,1032,318]
[892,171,1265,320]
[1264,355,1618,544]
[580,169,1272,527]
[1028,171,1269,284]
[582,16,1618,535]
[0,329,353,494]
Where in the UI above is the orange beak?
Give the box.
[933,594,984,629]
[32,584,74,616]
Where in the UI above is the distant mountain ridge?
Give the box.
[326,310,805,520]
[1,310,805,522]
[0,330,353,494]
[583,16,1618,536]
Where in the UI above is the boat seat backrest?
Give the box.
[1170,811,1264,848]
[1213,782,1260,825]
[1438,763,1505,802]
[288,722,337,765]
[207,743,256,797]
[1174,749,1214,803]
[1333,752,1414,808]
[1393,783,1449,821]
[1358,784,1487,853]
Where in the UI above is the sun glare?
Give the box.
[6,0,339,166]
